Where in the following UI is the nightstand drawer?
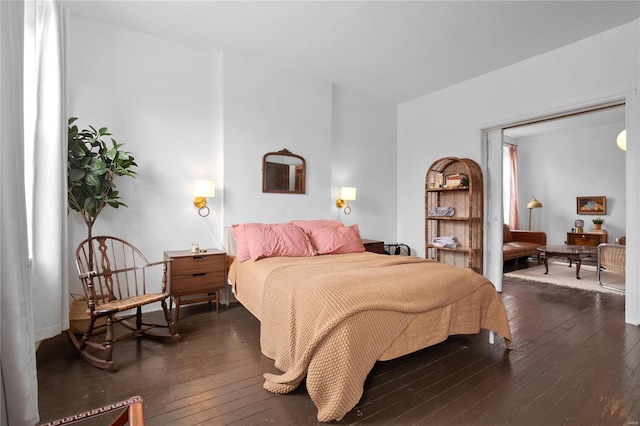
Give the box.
[169,270,226,295]
[170,254,225,275]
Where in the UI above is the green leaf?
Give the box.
[84,172,101,188]
[104,148,117,161]
[69,169,85,182]
[68,117,137,228]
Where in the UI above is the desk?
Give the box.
[537,245,597,279]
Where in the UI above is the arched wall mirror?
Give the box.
[262,149,306,194]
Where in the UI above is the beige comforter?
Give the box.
[252,254,511,422]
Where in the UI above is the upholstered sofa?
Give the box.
[503,224,546,264]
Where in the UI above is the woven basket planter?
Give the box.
[69,294,106,334]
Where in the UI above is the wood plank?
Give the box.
[37,274,640,425]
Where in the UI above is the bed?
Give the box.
[227,220,512,422]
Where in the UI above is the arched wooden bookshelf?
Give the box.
[425,157,483,273]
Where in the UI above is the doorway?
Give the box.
[503,104,626,244]
[483,94,639,325]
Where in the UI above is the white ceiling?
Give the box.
[64,1,639,105]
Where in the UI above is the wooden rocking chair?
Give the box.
[69,236,180,369]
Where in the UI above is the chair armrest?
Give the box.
[138,260,171,294]
[90,260,169,277]
[145,259,170,269]
[142,260,171,294]
[510,230,546,245]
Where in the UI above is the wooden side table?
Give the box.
[164,249,227,320]
[362,239,385,254]
[566,230,608,247]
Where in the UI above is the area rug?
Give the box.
[504,260,624,295]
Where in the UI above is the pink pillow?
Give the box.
[289,219,344,234]
[244,223,316,261]
[308,224,365,255]
[231,223,254,262]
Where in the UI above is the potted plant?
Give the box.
[592,217,604,230]
[67,117,137,268]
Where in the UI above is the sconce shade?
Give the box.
[194,180,215,217]
[194,180,216,198]
[617,130,627,151]
[336,187,357,215]
[340,187,357,201]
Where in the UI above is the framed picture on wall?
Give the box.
[576,196,607,215]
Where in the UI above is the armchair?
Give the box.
[597,243,625,293]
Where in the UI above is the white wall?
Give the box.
[222,51,332,225]
[222,53,398,244]
[330,87,398,242]
[67,15,399,296]
[516,122,626,245]
[67,16,223,294]
[398,20,639,258]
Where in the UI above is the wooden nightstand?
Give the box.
[164,249,227,320]
[362,239,385,254]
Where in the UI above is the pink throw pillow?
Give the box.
[289,219,344,234]
[308,224,365,255]
[231,223,253,262]
[244,223,316,261]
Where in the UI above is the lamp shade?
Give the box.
[340,187,356,201]
[617,130,627,151]
[194,180,215,198]
[527,197,542,209]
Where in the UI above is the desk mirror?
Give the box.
[262,149,306,194]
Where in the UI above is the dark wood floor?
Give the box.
[37,270,639,425]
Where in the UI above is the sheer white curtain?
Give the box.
[508,145,520,229]
[29,0,69,341]
[1,0,67,424]
[1,2,40,425]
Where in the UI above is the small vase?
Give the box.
[593,223,602,230]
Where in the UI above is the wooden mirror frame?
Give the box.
[262,149,306,194]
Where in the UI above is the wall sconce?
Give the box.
[336,187,356,215]
[526,196,543,231]
[617,129,626,151]
[194,179,215,217]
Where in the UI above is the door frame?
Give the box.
[481,91,639,325]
